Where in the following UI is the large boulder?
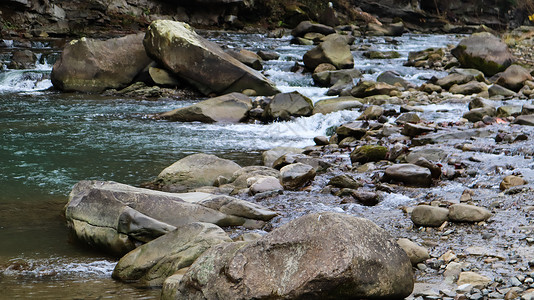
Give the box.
[279,162,316,190]
[495,64,533,92]
[171,212,414,299]
[112,222,232,287]
[265,91,313,120]
[451,32,514,76]
[154,153,241,192]
[159,92,252,123]
[143,20,279,96]
[64,181,276,256]
[303,34,354,70]
[51,33,152,93]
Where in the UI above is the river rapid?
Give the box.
[0,32,466,298]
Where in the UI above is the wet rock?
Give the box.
[335,121,367,139]
[513,115,534,126]
[401,123,436,137]
[377,70,414,89]
[313,135,329,145]
[468,97,496,110]
[522,103,534,115]
[328,174,362,190]
[312,69,361,87]
[451,32,514,76]
[350,145,388,164]
[112,222,231,287]
[420,83,442,93]
[226,49,263,70]
[489,84,516,97]
[351,80,398,98]
[397,238,430,265]
[303,34,354,70]
[495,64,533,92]
[8,50,36,69]
[357,105,384,120]
[411,205,449,227]
[448,204,491,223]
[51,33,151,93]
[449,81,488,95]
[363,50,401,59]
[172,212,414,299]
[257,50,280,61]
[291,21,336,37]
[383,164,432,187]
[313,63,337,74]
[272,153,328,172]
[280,163,316,190]
[265,91,313,121]
[262,147,304,167]
[313,96,363,115]
[248,176,283,195]
[436,72,476,90]
[457,272,492,289]
[499,175,527,191]
[155,153,241,192]
[396,112,421,124]
[367,22,404,36]
[143,20,279,96]
[463,107,496,123]
[159,92,252,123]
[413,157,441,179]
[497,105,522,117]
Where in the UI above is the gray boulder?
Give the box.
[51,33,152,93]
[230,166,280,190]
[64,181,275,256]
[155,153,241,192]
[143,20,279,96]
[171,212,414,299]
[376,71,414,89]
[383,164,432,187]
[303,34,354,70]
[265,91,313,120]
[495,64,533,92]
[291,21,335,37]
[449,81,488,95]
[280,162,316,190]
[262,147,304,167]
[462,106,496,123]
[397,238,430,265]
[411,205,449,227]
[451,32,514,76]
[112,222,232,287]
[159,92,252,123]
[313,96,363,114]
[448,204,491,223]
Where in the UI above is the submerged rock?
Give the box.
[159,92,252,123]
[154,153,241,192]
[112,222,232,287]
[172,212,414,299]
[143,20,279,96]
[51,33,151,93]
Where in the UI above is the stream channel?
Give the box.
[0,31,500,298]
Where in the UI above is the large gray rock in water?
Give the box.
[313,96,363,114]
[265,91,313,120]
[51,33,152,93]
[155,153,241,192]
[451,32,514,76]
[303,34,354,70]
[383,164,432,187]
[112,222,232,287]
[65,181,276,256]
[143,20,279,96]
[171,212,414,299]
[159,92,252,123]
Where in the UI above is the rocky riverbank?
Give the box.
[47,16,534,299]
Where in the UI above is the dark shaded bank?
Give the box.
[1,0,533,39]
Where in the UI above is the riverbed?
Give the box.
[0,31,470,298]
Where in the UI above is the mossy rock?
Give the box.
[350,145,388,165]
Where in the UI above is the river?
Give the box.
[0,31,462,298]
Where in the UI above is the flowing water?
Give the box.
[0,32,463,298]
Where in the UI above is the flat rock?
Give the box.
[383,164,432,187]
